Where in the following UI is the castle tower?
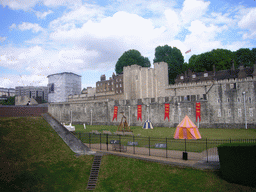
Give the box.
[123,62,168,100]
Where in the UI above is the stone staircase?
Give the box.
[86,154,103,190]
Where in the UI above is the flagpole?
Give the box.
[198,117,199,128]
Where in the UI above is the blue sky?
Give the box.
[0,0,255,89]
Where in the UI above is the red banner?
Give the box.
[196,102,201,122]
[164,103,170,121]
[137,105,142,121]
[112,106,118,121]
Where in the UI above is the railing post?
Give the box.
[185,138,186,152]
[106,134,108,151]
[149,136,150,156]
[166,137,168,158]
[100,133,101,150]
[133,135,135,154]
[119,135,121,153]
[79,132,81,141]
[206,138,208,163]
[230,138,231,144]
[89,133,91,149]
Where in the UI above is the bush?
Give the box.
[218,143,256,187]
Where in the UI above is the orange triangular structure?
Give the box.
[173,115,201,139]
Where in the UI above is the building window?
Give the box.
[238,109,241,117]
[249,97,252,103]
[112,82,113,85]
[120,84,122,87]
[188,108,191,115]
[249,108,253,117]
[217,98,221,103]
[228,109,231,117]
[112,87,114,91]
[237,97,241,102]
[120,90,122,93]
[116,84,118,88]
[192,74,196,78]
[180,76,184,80]
[230,84,234,89]
[223,84,226,91]
[108,82,110,85]
[227,98,230,103]
[218,109,221,117]
[204,73,208,77]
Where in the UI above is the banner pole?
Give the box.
[198,117,199,128]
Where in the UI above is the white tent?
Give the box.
[142,120,154,129]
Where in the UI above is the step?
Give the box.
[86,155,103,190]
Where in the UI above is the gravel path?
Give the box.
[85,143,219,161]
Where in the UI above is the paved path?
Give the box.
[86,143,220,170]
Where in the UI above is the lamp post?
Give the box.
[147,105,149,120]
[90,109,93,126]
[70,110,72,126]
[128,106,130,126]
[178,103,180,123]
[242,92,247,129]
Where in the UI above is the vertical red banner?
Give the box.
[112,106,118,121]
[164,103,170,121]
[137,105,142,121]
[196,102,201,122]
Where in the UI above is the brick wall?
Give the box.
[0,106,48,117]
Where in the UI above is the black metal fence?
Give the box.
[73,132,256,162]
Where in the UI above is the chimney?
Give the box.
[231,60,235,71]
[253,63,256,76]
[100,74,106,81]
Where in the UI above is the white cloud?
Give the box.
[17,22,44,33]
[0,0,81,10]
[238,8,256,39]
[181,0,210,24]
[0,36,7,42]
[164,9,181,36]
[9,23,16,30]
[49,4,105,30]
[35,10,53,19]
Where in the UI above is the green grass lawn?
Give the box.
[74,124,256,152]
[0,117,94,192]
[74,124,256,139]
[95,155,256,192]
[1,117,255,191]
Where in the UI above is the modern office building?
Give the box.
[47,72,81,103]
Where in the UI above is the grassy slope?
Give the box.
[74,124,256,139]
[1,117,255,191]
[0,117,93,192]
[96,155,256,192]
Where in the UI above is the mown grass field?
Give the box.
[0,117,93,192]
[74,124,256,152]
[1,117,256,191]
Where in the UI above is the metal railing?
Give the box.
[74,132,256,162]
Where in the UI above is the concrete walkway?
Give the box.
[87,144,220,170]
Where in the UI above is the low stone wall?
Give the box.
[0,105,48,117]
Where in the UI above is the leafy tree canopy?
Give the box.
[115,49,151,74]
[0,96,15,105]
[153,45,184,84]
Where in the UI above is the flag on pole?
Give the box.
[164,103,170,121]
[196,102,201,122]
[185,49,191,54]
[137,105,142,121]
[112,106,118,121]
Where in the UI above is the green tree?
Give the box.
[115,49,151,74]
[235,48,254,67]
[153,45,184,84]
[0,96,15,105]
[188,49,234,72]
[252,48,256,63]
